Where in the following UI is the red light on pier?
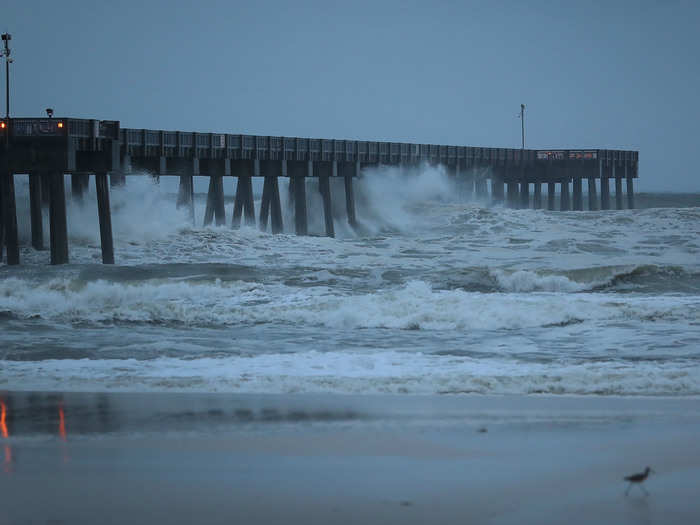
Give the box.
[0,121,6,129]
[57,121,63,129]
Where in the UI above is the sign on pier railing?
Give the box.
[537,150,598,161]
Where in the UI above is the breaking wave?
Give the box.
[0,276,697,330]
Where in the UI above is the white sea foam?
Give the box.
[1,352,698,396]
[0,277,697,330]
[489,269,587,292]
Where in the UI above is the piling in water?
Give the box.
[560,180,570,211]
[587,177,598,211]
[0,170,19,265]
[48,172,69,265]
[95,173,114,264]
[28,173,43,250]
[319,174,334,238]
[203,176,226,227]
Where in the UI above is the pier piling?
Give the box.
[203,176,226,227]
[259,176,272,232]
[71,174,89,203]
[0,171,19,264]
[177,175,195,223]
[600,170,611,210]
[560,180,570,211]
[95,173,114,264]
[48,173,69,265]
[292,162,308,235]
[519,181,530,209]
[506,182,518,208]
[491,170,505,204]
[587,177,597,211]
[475,175,488,201]
[319,173,335,238]
[344,164,357,229]
[269,176,283,234]
[547,182,556,210]
[533,182,542,209]
[615,169,624,210]
[28,173,43,250]
[40,173,50,208]
[573,177,583,211]
[626,167,635,209]
[232,175,255,228]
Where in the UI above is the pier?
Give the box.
[0,117,638,265]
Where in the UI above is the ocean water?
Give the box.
[1,167,698,396]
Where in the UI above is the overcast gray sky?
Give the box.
[5,0,699,191]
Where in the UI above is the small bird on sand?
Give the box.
[624,466,654,495]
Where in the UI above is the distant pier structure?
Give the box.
[0,117,638,265]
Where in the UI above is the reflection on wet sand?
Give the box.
[59,403,67,441]
[1,395,77,471]
[1,401,11,473]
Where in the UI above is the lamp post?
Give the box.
[520,103,525,149]
[1,33,11,119]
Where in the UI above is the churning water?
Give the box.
[1,167,699,396]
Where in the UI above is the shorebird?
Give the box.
[624,466,654,495]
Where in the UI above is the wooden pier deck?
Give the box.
[0,117,638,265]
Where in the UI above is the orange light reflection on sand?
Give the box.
[1,402,11,473]
[59,405,67,441]
[0,402,8,439]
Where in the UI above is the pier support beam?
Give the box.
[506,182,518,208]
[587,177,598,211]
[626,169,635,210]
[203,176,226,226]
[177,175,195,223]
[71,174,89,203]
[259,175,284,234]
[29,173,44,250]
[259,176,271,232]
[600,173,611,210]
[547,182,556,211]
[615,171,624,210]
[491,170,505,205]
[95,173,115,264]
[232,176,255,228]
[475,176,488,201]
[319,173,335,238]
[270,176,283,234]
[0,171,19,265]
[345,162,358,229]
[560,180,570,211]
[48,173,69,265]
[519,181,529,209]
[572,178,583,211]
[533,183,542,209]
[41,174,50,208]
[293,164,308,236]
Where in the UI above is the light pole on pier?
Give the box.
[1,33,12,119]
[520,103,525,149]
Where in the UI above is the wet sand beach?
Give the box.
[1,392,699,524]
